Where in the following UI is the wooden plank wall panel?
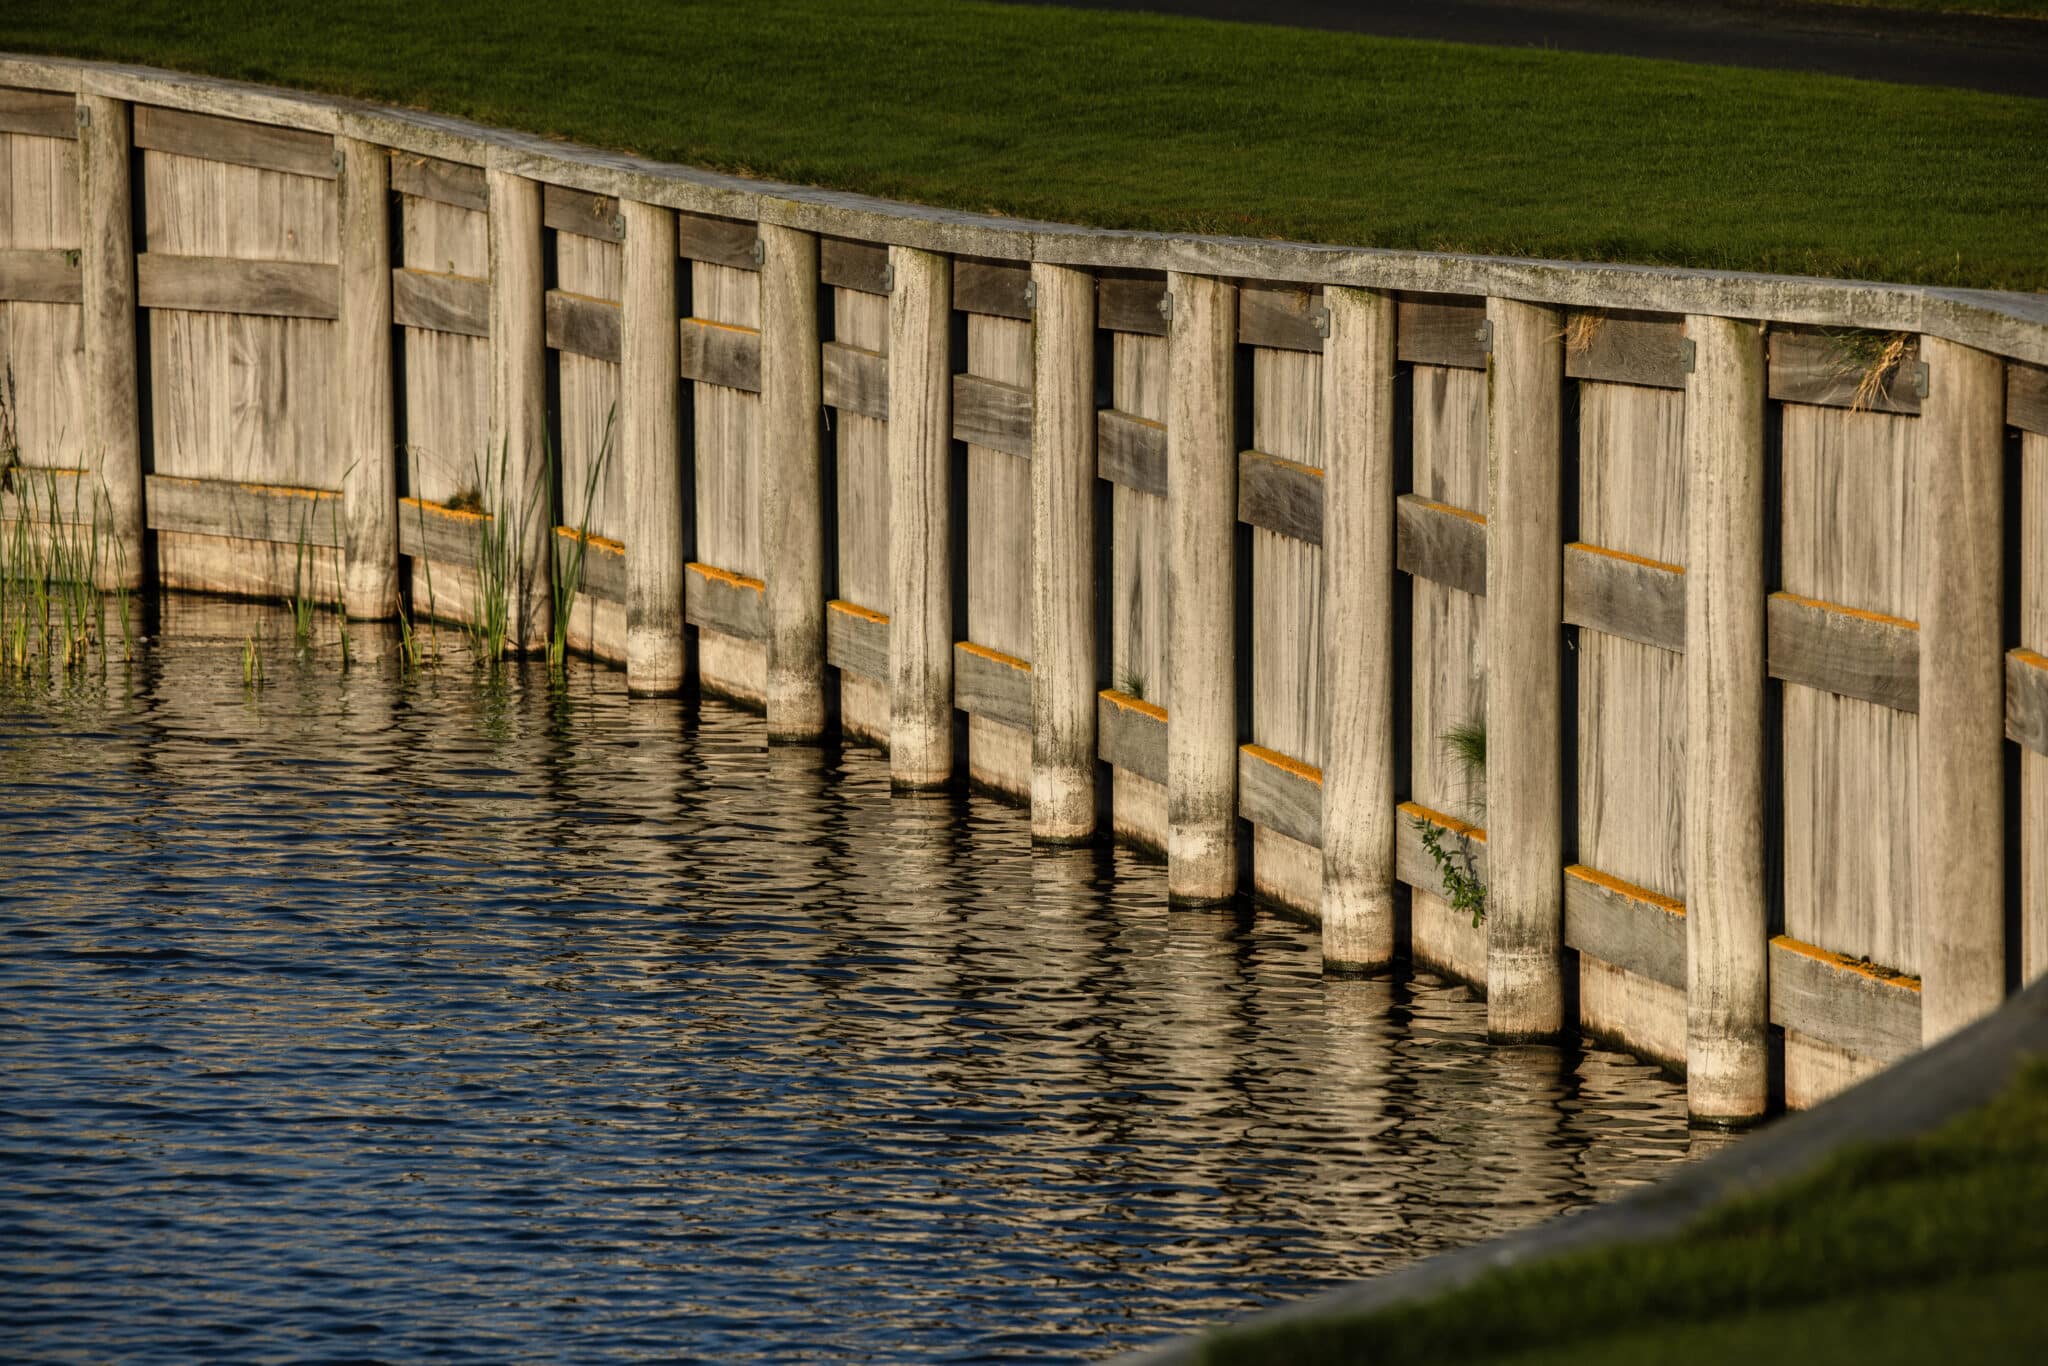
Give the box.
[399,195,489,507]
[0,128,88,469]
[554,233,624,545]
[1111,331,1170,709]
[691,261,761,578]
[833,286,890,618]
[1575,381,1687,903]
[1778,403,1921,977]
[1250,345,1325,767]
[966,314,1032,662]
[2024,431,2048,984]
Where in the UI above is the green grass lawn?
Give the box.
[1201,1056,2048,1365]
[1,1,2042,288]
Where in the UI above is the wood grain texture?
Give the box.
[1564,312,1686,389]
[137,255,338,319]
[486,168,551,652]
[1098,689,1167,786]
[1239,745,1322,848]
[1396,495,1487,598]
[825,600,890,682]
[820,237,888,295]
[1768,936,1921,1062]
[1238,283,1323,353]
[1097,408,1166,495]
[1098,272,1167,336]
[145,475,341,545]
[554,235,623,543]
[1394,800,1489,896]
[1564,866,1686,991]
[554,528,625,603]
[1579,380,1686,561]
[1767,592,1918,711]
[388,152,486,211]
[399,326,488,505]
[1110,331,1169,716]
[1577,630,1687,893]
[1397,296,1486,369]
[953,258,1030,319]
[680,316,762,393]
[2,124,82,249]
[2023,430,2047,986]
[832,287,890,617]
[2009,362,2048,436]
[678,212,758,269]
[0,87,75,140]
[953,371,1032,460]
[1770,328,1922,415]
[542,182,623,241]
[964,313,1033,664]
[621,198,685,694]
[399,191,485,277]
[1563,544,1685,652]
[759,221,825,733]
[954,641,1032,730]
[684,562,766,641]
[886,245,955,787]
[1,127,88,470]
[822,340,887,418]
[691,261,763,591]
[392,268,487,337]
[2011,649,2048,755]
[337,137,397,619]
[1238,449,1323,545]
[1248,344,1324,780]
[147,312,336,486]
[134,104,334,180]
[545,288,620,362]
[0,248,81,303]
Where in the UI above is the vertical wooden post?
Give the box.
[1484,296,1566,1040]
[1683,314,1770,1124]
[486,169,551,654]
[761,222,827,739]
[1321,286,1398,972]
[337,137,396,620]
[1918,334,2006,1044]
[1030,262,1098,841]
[78,94,142,589]
[887,245,954,788]
[1166,271,1238,903]
[621,199,685,695]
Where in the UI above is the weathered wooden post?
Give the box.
[1320,286,1398,972]
[1918,335,2006,1044]
[337,137,397,620]
[1683,314,1770,1124]
[486,169,551,654]
[761,222,828,739]
[1484,296,1565,1039]
[1030,262,1098,841]
[78,93,143,589]
[887,245,955,788]
[1166,271,1238,902]
[621,199,686,695]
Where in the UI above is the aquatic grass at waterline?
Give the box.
[547,405,616,679]
[0,470,136,678]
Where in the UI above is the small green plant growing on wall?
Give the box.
[1115,666,1147,702]
[1412,718,1489,928]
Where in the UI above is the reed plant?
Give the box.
[467,438,518,666]
[0,466,127,679]
[547,406,615,677]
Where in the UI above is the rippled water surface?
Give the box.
[2,599,1697,1362]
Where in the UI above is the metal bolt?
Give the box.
[333,149,346,175]
[1476,318,1493,353]
[751,237,766,267]
[611,213,626,238]
[1023,278,1037,312]
[882,263,895,293]
[1157,291,1174,323]
[75,104,90,128]
[1680,338,1698,374]
[1311,306,1331,339]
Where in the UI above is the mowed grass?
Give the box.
[1202,1057,2048,1366]
[2,0,2043,288]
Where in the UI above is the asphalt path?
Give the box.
[1006,0,2048,97]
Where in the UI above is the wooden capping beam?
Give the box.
[1768,935,1922,1063]
[2007,649,2048,755]
[0,248,83,304]
[1097,689,1167,787]
[80,93,142,589]
[542,182,623,241]
[1564,312,1687,390]
[1395,494,1486,598]
[133,104,334,180]
[1767,591,1919,712]
[2008,362,2048,436]
[1396,295,1487,369]
[1096,409,1166,497]
[545,289,621,363]
[554,528,626,604]
[137,254,339,320]
[1564,866,1687,992]
[392,268,488,338]
[760,221,827,737]
[1239,744,1323,849]
[953,259,1030,320]
[684,562,766,641]
[1917,335,2005,1045]
[1098,273,1167,336]
[680,317,761,393]
[486,168,551,653]
[679,212,760,270]
[822,341,887,419]
[1394,800,1489,896]
[952,373,1032,459]
[397,496,484,568]
[338,136,397,620]
[824,600,889,681]
[1237,449,1324,545]
[1768,328,1922,415]
[1564,543,1686,653]
[1238,283,1324,353]
[145,475,342,546]
[0,86,77,140]
[820,237,888,295]
[887,245,956,788]
[388,152,487,212]
[954,641,1033,731]
[622,198,685,696]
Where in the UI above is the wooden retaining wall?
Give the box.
[4,57,2046,1122]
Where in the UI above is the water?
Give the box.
[1,598,1695,1362]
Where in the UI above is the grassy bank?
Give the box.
[1204,1057,2048,1365]
[1,1,2042,289]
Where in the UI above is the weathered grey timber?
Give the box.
[2010,650,2048,755]
[391,268,488,336]
[388,151,486,211]
[1485,297,1566,1041]
[135,254,339,319]
[485,168,550,653]
[821,341,887,419]
[543,182,623,242]
[887,246,955,788]
[1237,450,1323,546]
[545,289,620,363]
[2010,363,2048,436]
[1563,544,1685,653]
[0,86,75,139]
[1564,866,1687,993]
[338,137,397,619]
[677,212,758,270]
[396,498,484,568]
[622,198,686,695]
[1565,312,1687,389]
[1099,274,1167,336]
[825,601,890,684]
[679,317,761,393]
[1098,691,1168,787]
[951,373,1033,460]
[145,475,342,546]
[1239,745,1321,848]
[1766,592,1919,712]
[1769,328,1922,415]
[0,248,82,303]
[79,93,142,588]
[954,642,1033,731]
[685,562,766,641]
[556,529,625,605]
[760,222,827,738]
[1395,495,1486,598]
[1396,297,1486,368]
[1097,410,1167,496]
[133,104,334,180]
[1238,283,1323,353]
[1769,937,1921,1061]
[954,259,1030,320]
[820,237,888,295]
[1683,314,1769,1124]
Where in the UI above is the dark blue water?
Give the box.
[1,597,1694,1362]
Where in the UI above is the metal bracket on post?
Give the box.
[333,148,346,176]
[1476,318,1493,354]
[75,103,89,129]
[1311,305,1331,339]
[751,237,766,267]
[1680,337,1697,374]
[1157,290,1174,324]
[882,262,896,294]
[1910,359,1930,400]
[1024,277,1037,314]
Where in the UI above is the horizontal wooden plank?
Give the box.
[554,527,625,605]
[138,254,338,320]
[954,641,1032,729]
[1563,865,1687,991]
[1769,328,1922,415]
[1099,273,1167,336]
[953,259,1030,320]
[547,289,621,363]
[822,341,887,419]
[398,496,485,568]
[953,373,1031,458]
[0,467,93,524]
[685,562,765,641]
[2007,649,2048,755]
[1238,449,1323,545]
[681,318,760,393]
[1768,591,1919,712]
[392,268,488,338]
[1098,688,1166,785]
[1565,312,1686,390]
[1239,283,1323,353]
[0,247,81,304]
[825,599,889,680]
[1564,542,1686,652]
[1396,494,1486,597]
[1097,409,1166,497]
[134,104,334,180]
[1394,800,1489,899]
[543,182,623,241]
[1768,934,1921,1062]
[820,237,889,295]
[678,211,758,269]
[389,152,487,212]
[1397,295,1486,369]
[146,475,342,547]
[1239,744,1323,847]
[0,87,76,140]
[2010,361,2048,437]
